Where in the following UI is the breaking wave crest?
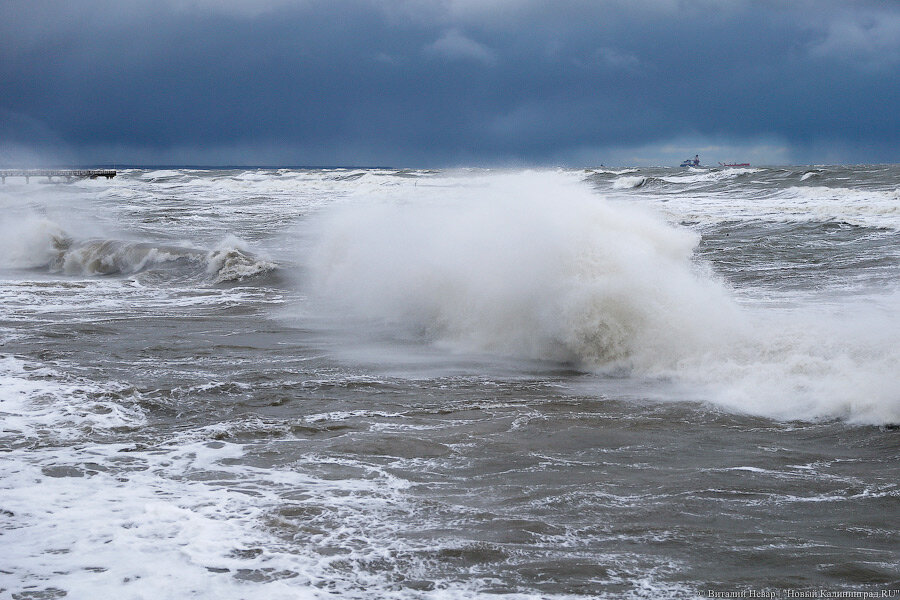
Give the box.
[611,175,652,189]
[306,171,900,425]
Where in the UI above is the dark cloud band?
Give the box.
[2,0,898,165]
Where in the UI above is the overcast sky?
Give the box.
[2,0,899,167]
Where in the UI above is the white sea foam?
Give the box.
[622,181,900,230]
[778,185,900,227]
[5,348,595,599]
[233,170,272,182]
[0,355,493,599]
[660,167,759,184]
[0,443,319,600]
[305,171,900,424]
[141,169,182,179]
[0,355,145,442]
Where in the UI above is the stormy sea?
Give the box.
[1,166,898,599]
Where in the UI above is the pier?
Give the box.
[0,169,116,184]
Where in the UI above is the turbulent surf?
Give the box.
[1,165,898,598]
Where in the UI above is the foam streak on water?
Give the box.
[1,167,898,598]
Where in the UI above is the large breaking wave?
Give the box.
[309,172,737,367]
[305,171,900,425]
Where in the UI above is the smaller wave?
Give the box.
[232,170,272,182]
[141,169,183,180]
[206,238,278,283]
[800,170,823,181]
[612,175,651,189]
[589,168,639,175]
[50,239,201,276]
[1,218,275,282]
[332,170,369,181]
[51,238,275,282]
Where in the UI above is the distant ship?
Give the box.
[680,155,701,167]
[718,162,750,167]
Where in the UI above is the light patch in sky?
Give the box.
[425,29,498,65]
[808,10,900,68]
[164,0,307,17]
[595,47,642,71]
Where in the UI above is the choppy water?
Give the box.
[1,166,898,599]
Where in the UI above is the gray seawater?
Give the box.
[1,166,898,599]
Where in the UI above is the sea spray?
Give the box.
[0,216,70,270]
[689,298,900,424]
[306,171,742,370]
[304,170,900,424]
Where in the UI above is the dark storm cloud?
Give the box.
[2,0,899,165]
